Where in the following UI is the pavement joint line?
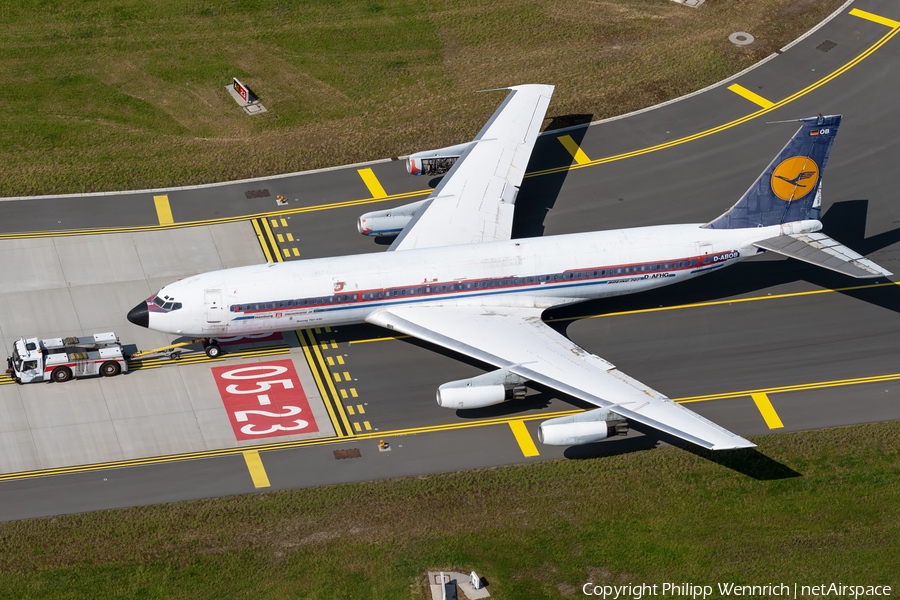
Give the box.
[557,135,592,165]
[509,420,540,457]
[242,450,271,488]
[297,330,347,438]
[358,168,388,198]
[850,8,900,28]
[4,16,898,241]
[305,329,354,437]
[726,84,775,109]
[3,364,899,481]
[153,195,174,225]
[751,393,784,429]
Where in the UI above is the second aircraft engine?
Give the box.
[406,142,474,176]
[436,368,528,410]
[538,408,629,446]
[357,199,428,237]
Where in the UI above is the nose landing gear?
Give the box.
[202,339,222,358]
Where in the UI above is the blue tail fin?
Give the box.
[704,115,841,229]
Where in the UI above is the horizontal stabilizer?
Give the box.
[753,232,891,278]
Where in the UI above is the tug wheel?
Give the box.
[52,367,72,383]
[100,361,121,377]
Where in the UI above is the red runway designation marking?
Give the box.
[212,359,319,441]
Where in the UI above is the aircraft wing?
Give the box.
[389,84,554,252]
[366,304,755,450]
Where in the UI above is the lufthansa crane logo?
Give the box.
[770,156,819,202]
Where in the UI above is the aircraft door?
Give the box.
[205,289,224,323]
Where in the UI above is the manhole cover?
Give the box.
[333,448,361,460]
[817,40,837,52]
[729,32,755,46]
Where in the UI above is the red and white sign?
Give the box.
[212,359,319,441]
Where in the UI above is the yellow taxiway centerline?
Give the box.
[358,168,388,198]
[850,8,900,28]
[557,135,592,164]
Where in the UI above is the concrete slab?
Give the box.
[132,228,226,279]
[18,378,112,429]
[68,280,155,331]
[0,430,41,473]
[194,407,243,450]
[0,243,65,292]
[100,367,194,421]
[113,413,207,459]
[0,288,81,339]
[208,221,266,268]
[55,234,146,287]
[0,384,29,433]
[31,421,124,468]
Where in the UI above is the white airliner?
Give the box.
[127,84,890,451]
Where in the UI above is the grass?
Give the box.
[0,0,848,197]
[0,422,898,598]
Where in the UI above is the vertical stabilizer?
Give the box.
[705,115,841,229]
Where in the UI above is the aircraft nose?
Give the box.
[127,302,149,328]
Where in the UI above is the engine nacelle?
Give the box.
[407,142,474,176]
[537,408,628,446]
[436,368,528,409]
[358,198,428,237]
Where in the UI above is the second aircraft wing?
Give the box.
[389,84,554,251]
[366,304,755,451]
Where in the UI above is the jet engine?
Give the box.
[357,198,428,237]
[406,142,474,176]
[436,368,528,410]
[538,408,628,446]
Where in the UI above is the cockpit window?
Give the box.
[153,296,165,307]
[163,302,173,310]
[173,302,182,310]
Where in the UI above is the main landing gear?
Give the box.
[202,339,222,358]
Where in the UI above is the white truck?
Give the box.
[6,332,128,383]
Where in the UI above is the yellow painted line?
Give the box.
[525,22,900,179]
[242,451,271,488]
[280,218,287,227]
[306,329,354,436]
[751,393,784,429]
[325,327,332,332]
[286,233,294,241]
[337,356,344,365]
[259,217,283,263]
[331,340,338,349]
[340,389,348,399]
[350,335,412,344]
[326,357,334,366]
[292,248,300,257]
[347,405,355,416]
[333,372,341,383]
[357,404,365,414]
[282,248,290,258]
[251,219,274,263]
[343,371,350,380]
[297,330,346,438]
[364,421,372,431]
[850,8,900,28]
[509,420,540,457]
[270,219,278,228]
[8,359,900,481]
[153,195,174,225]
[353,422,362,432]
[350,388,358,398]
[358,168,387,198]
[314,328,322,334]
[727,84,775,109]
[557,135,591,165]
[277,233,284,243]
